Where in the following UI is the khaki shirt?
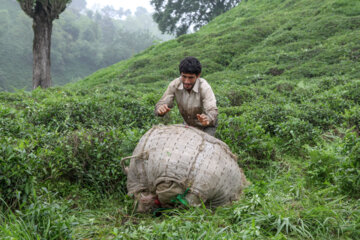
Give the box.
[155,77,218,128]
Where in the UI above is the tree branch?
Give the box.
[17,0,35,18]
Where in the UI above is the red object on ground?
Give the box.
[154,197,161,206]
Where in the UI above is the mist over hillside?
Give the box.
[0,0,172,91]
[1,0,359,239]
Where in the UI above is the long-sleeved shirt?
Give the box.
[155,77,218,129]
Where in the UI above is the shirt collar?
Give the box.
[177,78,200,93]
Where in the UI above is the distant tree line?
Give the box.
[0,0,171,91]
[151,0,242,36]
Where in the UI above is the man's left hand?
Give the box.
[197,114,210,126]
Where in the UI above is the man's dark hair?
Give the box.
[179,57,202,75]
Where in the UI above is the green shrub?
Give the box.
[219,106,244,116]
[313,89,353,113]
[115,98,156,129]
[246,100,294,135]
[306,132,360,198]
[0,137,40,206]
[337,132,360,197]
[289,82,317,103]
[47,128,142,194]
[318,76,348,91]
[0,104,30,138]
[217,114,276,165]
[297,102,340,130]
[225,87,256,106]
[275,117,321,153]
[305,145,339,187]
[341,81,360,104]
[271,80,295,95]
[24,94,156,131]
[215,94,231,108]
[342,105,360,133]
[200,59,225,75]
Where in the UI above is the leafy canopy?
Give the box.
[17,0,72,20]
[151,0,241,36]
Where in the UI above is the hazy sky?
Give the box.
[86,0,154,13]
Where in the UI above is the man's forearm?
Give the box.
[206,109,218,126]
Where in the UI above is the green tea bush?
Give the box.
[245,100,294,135]
[219,106,244,116]
[200,59,225,75]
[306,131,360,198]
[314,89,353,114]
[141,92,162,106]
[289,83,317,103]
[275,117,321,153]
[297,102,340,130]
[305,144,339,187]
[0,137,40,206]
[271,80,295,96]
[25,97,114,131]
[318,76,348,91]
[290,61,330,79]
[225,86,256,106]
[1,91,149,205]
[342,105,360,133]
[337,132,360,197]
[0,104,30,138]
[115,98,157,129]
[128,58,151,71]
[206,70,249,86]
[0,91,27,103]
[26,99,72,130]
[341,81,360,104]
[46,127,142,194]
[215,94,231,108]
[265,29,305,46]
[217,114,276,165]
[331,0,360,16]
[23,93,156,131]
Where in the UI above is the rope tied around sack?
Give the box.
[120,152,148,174]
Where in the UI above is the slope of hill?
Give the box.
[74,0,360,89]
[1,0,359,239]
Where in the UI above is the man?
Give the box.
[155,57,218,136]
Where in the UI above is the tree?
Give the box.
[151,0,242,37]
[17,0,71,89]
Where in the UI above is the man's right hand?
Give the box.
[157,104,171,115]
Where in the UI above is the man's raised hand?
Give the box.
[157,104,171,115]
[197,114,210,126]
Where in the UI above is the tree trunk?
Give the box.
[32,13,52,89]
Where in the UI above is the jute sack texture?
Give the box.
[126,124,249,208]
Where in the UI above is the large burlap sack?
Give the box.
[124,124,249,212]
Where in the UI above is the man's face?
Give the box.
[181,73,199,90]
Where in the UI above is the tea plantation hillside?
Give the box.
[1,0,360,239]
